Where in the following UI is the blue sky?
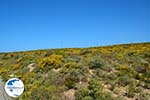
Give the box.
[0,0,149,52]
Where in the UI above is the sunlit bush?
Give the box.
[38,54,63,70]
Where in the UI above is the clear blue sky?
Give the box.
[0,0,149,52]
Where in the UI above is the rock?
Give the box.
[62,89,75,100]
[113,87,127,96]
[27,63,36,72]
[135,66,146,73]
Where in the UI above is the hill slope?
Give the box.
[0,42,150,100]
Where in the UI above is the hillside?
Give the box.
[0,43,150,100]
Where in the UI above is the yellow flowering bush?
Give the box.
[38,54,63,69]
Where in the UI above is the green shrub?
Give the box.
[64,61,81,69]
[138,93,150,100]
[30,86,62,100]
[127,80,136,98]
[82,96,93,100]
[144,83,150,89]
[64,78,76,89]
[89,58,103,69]
[88,79,109,100]
[64,68,81,89]
[75,87,90,100]
[117,75,130,86]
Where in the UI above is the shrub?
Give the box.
[64,69,80,89]
[106,73,117,81]
[17,58,22,63]
[65,79,75,89]
[138,93,150,100]
[44,50,53,57]
[30,86,62,100]
[117,75,130,86]
[144,83,150,89]
[0,67,8,74]
[89,58,103,69]
[143,52,150,58]
[7,53,15,58]
[88,79,113,100]
[127,80,136,98]
[75,87,89,100]
[82,96,93,100]
[38,54,63,70]
[80,50,92,55]
[1,54,9,60]
[64,62,81,69]
[11,63,21,70]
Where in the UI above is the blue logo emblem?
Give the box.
[5,78,24,97]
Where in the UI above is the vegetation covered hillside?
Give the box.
[0,43,150,100]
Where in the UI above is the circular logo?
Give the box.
[5,78,24,97]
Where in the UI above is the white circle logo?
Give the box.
[5,78,24,97]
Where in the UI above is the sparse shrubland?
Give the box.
[0,42,150,100]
